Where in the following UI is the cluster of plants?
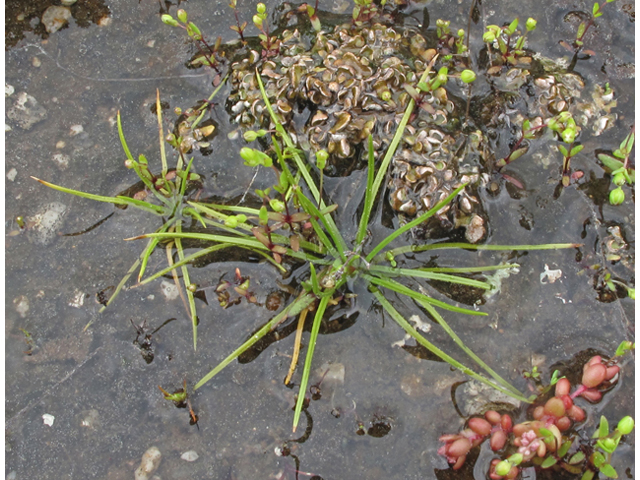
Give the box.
[31,0,633,472]
[439,341,634,479]
[34,52,575,432]
[479,5,634,207]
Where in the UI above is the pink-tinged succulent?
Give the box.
[570,355,620,402]
[438,354,624,477]
[484,410,512,451]
[438,435,472,470]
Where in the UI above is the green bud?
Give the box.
[224,217,238,227]
[316,150,329,169]
[253,14,263,28]
[259,205,269,225]
[508,453,524,466]
[240,147,272,167]
[526,17,537,31]
[187,283,197,292]
[161,14,179,27]
[483,31,496,43]
[380,90,391,101]
[601,438,617,452]
[616,340,634,356]
[460,69,476,83]
[16,216,25,228]
[269,199,286,212]
[609,187,625,205]
[187,22,201,39]
[240,147,260,166]
[612,171,626,186]
[561,128,576,143]
[257,3,266,14]
[243,130,259,142]
[628,288,635,300]
[177,9,188,23]
[124,159,134,169]
[495,460,512,476]
[457,29,465,37]
[617,416,634,435]
[436,67,449,85]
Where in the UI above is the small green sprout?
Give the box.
[158,384,187,404]
[523,365,541,380]
[598,126,634,206]
[240,147,273,167]
[243,129,268,142]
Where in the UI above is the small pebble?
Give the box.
[135,446,162,480]
[69,124,83,136]
[6,83,15,96]
[32,57,41,67]
[16,13,25,21]
[69,289,85,308]
[98,16,112,27]
[181,450,199,462]
[56,140,66,149]
[146,40,156,48]
[42,414,55,426]
[7,168,17,181]
[61,0,78,5]
[41,6,71,33]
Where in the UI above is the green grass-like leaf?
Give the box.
[292,294,332,431]
[194,293,316,390]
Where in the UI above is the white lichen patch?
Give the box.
[408,314,431,333]
[69,124,83,136]
[316,362,345,385]
[52,153,70,169]
[13,295,29,318]
[26,202,67,245]
[160,280,180,301]
[540,264,562,284]
[483,264,521,299]
[7,92,48,130]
